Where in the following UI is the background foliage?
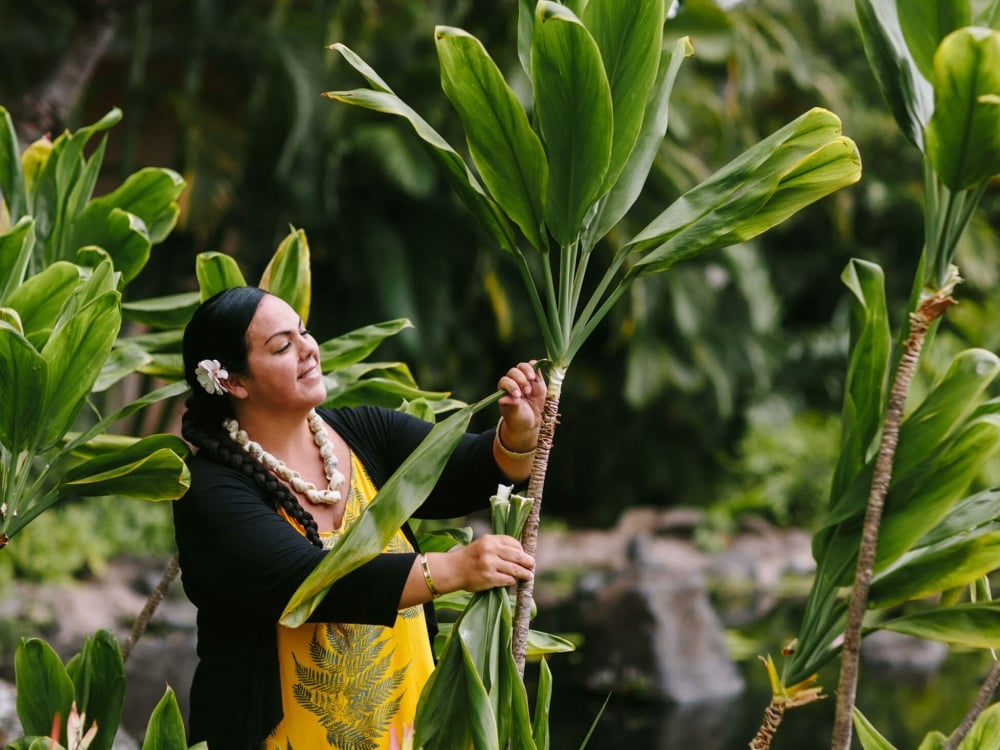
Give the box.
[0,0,996,550]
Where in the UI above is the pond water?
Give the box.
[539,597,996,749]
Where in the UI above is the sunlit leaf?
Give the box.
[0,320,45,453]
[925,27,1000,190]
[581,0,664,195]
[318,319,414,371]
[531,2,612,245]
[259,226,311,323]
[141,687,189,750]
[195,252,246,300]
[0,106,26,222]
[0,217,35,302]
[855,0,933,149]
[436,26,548,251]
[853,707,899,750]
[6,262,81,340]
[878,601,1000,647]
[61,435,190,501]
[121,291,200,329]
[66,629,124,750]
[897,0,970,81]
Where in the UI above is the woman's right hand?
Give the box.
[437,534,535,593]
[399,534,535,609]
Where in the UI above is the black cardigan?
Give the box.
[172,406,504,750]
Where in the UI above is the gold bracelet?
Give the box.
[495,417,537,460]
[420,553,441,598]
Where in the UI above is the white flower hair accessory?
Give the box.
[195,359,230,396]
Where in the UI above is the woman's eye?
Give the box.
[276,343,291,353]
[301,329,312,338]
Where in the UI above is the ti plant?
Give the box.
[413,485,571,750]
[287,0,862,691]
[8,629,205,750]
[752,2,1000,749]
[0,107,191,551]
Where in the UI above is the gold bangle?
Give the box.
[495,417,537,460]
[420,553,441,598]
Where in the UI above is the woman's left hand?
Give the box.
[497,361,546,447]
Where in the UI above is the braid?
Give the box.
[182,397,324,548]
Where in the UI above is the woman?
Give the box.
[174,286,541,750]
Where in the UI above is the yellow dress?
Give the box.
[266,453,434,749]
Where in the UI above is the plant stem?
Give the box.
[943,658,1000,750]
[749,700,785,750]
[511,365,564,675]
[830,284,957,750]
[121,552,181,663]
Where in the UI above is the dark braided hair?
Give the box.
[181,286,324,548]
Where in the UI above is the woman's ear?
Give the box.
[222,372,249,400]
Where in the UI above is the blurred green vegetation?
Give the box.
[0,0,997,581]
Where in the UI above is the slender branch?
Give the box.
[511,366,564,675]
[943,657,1000,750]
[121,552,181,663]
[830,283,958,750]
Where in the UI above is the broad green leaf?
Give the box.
[121,291,200,329]
[960,702,1000,749]
[66,630,124,750]
[436,26,549,251]
[853,708,899,750]
[875,414,1000,570]
[14,637,75,739]
[94,343,153,392]
[582,0,664,194]
[891,349,1000,485]
[259,226,311,323]
[34,110,122,266]
[0,217,35,302]
[195,252,246,300]
[416,526,474,552]
[917,732,948,750]
[878,601,1000,647]
[628,109,861,274]
[589,35,692,245]
[63,380,190,453]
[531,2,612,245]
[61,435,190,501]
[414,632,499,750]
[897,0,971,81]
[855,0,934,149]
[325,44,519,255]
[323,378,452,411]
[6,261,81,339]
[318,319,413,371]
[140,687,189,750]
[925,27,1000,191]
[869,530,1000,608]
[918,486,1000,547]
[281,390,501,626]
[0,321,45,453]
[832,259,890,501]
[39,290,121,449]
[532,657,552,750]
[72,167,183,247]
[0,106,26,221]
[525,630,576,658]
[74,208,152,283]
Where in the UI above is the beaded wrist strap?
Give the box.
[420,553,441,598]
[495,417,537,460]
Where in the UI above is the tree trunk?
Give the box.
[511,365,565,675]
[749,700,785,750]
[830,283,957,750]
[10,0,132,148]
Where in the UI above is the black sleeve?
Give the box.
[173,455,413,626]
[322,405,509,519]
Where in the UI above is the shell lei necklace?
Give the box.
[223,409,346,505]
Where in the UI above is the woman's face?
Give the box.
[234,294,325,413]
